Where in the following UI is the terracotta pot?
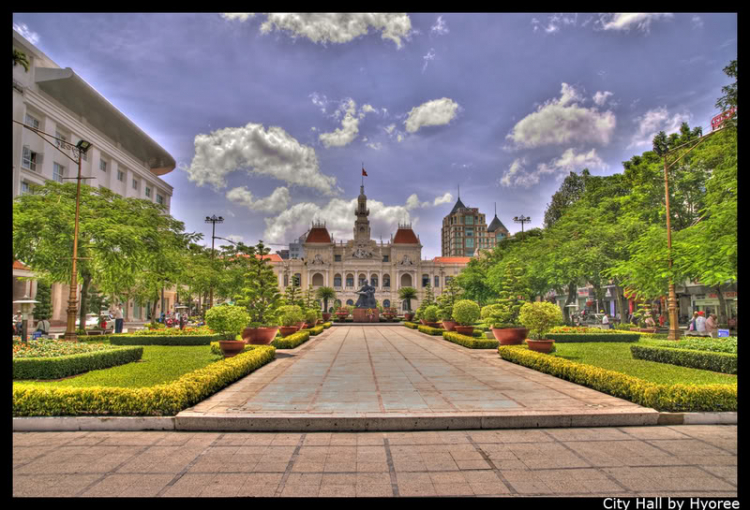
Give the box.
[442,320,457,332]
[218,340,246,357]
[426,322,442,328]
[638,328,658,333]
[322,313,331,321]
[279,326,298,337]
[492,327,528,345]
[404,313,414,321]
[526,339,555,354]
[296,321,306,331]
[242,326,279,345]
[455,325,474,336]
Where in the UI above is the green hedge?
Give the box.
[403,322,419,329]
[307,325,325,336]
[14,346,143,380]
[108,334,221,346]
[209,342,265,356]
[323,322,332,329]
[271,331,311,349]
[631,345,737,375]
[546,333,641,343]
[13,346,276,416]
[418,325,444,336]
[498,346,736,412]
[442,332,499,349]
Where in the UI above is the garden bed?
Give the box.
[631,345,737,374]
[442,331,499,349]
[108,334,221,345]
[13,345,143,380]
[271,330,311,349]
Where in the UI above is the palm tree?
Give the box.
[398,286,418,312]
[315,286,336,314]
[13,48,30,72]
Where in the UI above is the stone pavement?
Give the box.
[12,425,737,497]
[178,325,656,430]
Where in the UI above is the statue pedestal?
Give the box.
[352,308,379,323]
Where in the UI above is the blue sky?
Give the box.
[13,13,737,258]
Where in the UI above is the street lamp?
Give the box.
[14,120,92,342]
[205,215,224,310]
[513,215,531,234]
[13,295,39,343]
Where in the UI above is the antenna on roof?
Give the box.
[458,184,460,200]
[495,202,497,216]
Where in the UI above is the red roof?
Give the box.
[13,260,30,271]
[256,253,283,262]
[433,257,472,264]
[306,227,332,243]
[393,228,419,244]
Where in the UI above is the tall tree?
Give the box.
[543,169,590,228]
[715,59,737,128]
[33,280,52,321]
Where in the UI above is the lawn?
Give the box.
[16,345,222,388]
[551,340,737,386]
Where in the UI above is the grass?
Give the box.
[16,346,222,388]
[551,339,737,386]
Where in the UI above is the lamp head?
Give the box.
[76,140,92,153]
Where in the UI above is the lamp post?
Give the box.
[13,120,92,342]
[13,295,39,343]
[205,215,224,310]
[513,215,531,234]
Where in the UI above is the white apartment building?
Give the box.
[13,29,178,324]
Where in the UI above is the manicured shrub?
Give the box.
[323,322,332,329]
[304,309,318,325]
[423,305,439,323]
[210,342,262,356]
[13,346,276,416]
[278,305,305,327]
[418,325,444,336]
[110,335,220,346]
[498,346,736,412]
[452,300,480,326]
[546,333,641,343]
[14,346,143,380]
[518,301,563,340]
[631,345,737,374]
[403,322,419,329]
[307,325,325,336]
[669,337,738,354]
[271,330,311,349]
[443,331,499,349]
[205,304,251,340]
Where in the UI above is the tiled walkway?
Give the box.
[13,426,737,497]
[183,326,647,418]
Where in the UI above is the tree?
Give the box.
[13,48,29,72]
[456,257,496,307]
[315,286,336,313]
[398,287,418,312]
[33,280,52,321]
[283,282,304,308]
[716,59,737,128]
[543,169,590,228]
[436,278,464,320]
[235,241,282,326]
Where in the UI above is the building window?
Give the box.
[346,274,354,287]
[465,238,474,248]
[293,273,301,287]
[358,274,366,287]
[383,255,389,262]
[145,187,151,198]
[21,181,31,194]
[422,274,430,288]
[445,276,453,285]
[434,276,439,288]
[117,170,124,181]
[383,275,390,288]
[55,131,67,149]
[156,194,164,205]
[371,275,378,288]
[334,274,342,287]
[465,215,474,225]
[53,163,65,183]
[334,254,341,262]
[100,159,107,172]
[132,179,138,190]
[383,299,391,309]
[346,299,354,306]
[466,228,473,237]
[21,146,40,171]
[24,114,40,130]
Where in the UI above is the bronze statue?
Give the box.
[354,279,377,308]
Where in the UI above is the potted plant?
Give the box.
[278,305,304,337]
[485,260,529,344]
[518,301,563,354]
[452,299,480,335]
[335,305,350,321]
[437,278,463,331]
[236,241,282,344]
[304,309,318,329]
[399,286,418,321]
[316,286,336,322]
[423,305,441,328]
[205,304,251,357]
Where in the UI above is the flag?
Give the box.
[362,167,368,177]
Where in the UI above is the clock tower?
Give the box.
[354,184,371,243]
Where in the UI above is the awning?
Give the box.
[35,67,175,176]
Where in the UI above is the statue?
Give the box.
[354,278,377,309]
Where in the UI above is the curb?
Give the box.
[657,412,737,425]
[13,417,175,432]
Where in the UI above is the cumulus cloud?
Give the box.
[361,104,376,113]
[506,83,616,148]
[499,158,530,187]
[433,192,453,206]
[319,99,361,148]
[184,122,340,195]
[500,149,605,188]
[385,124,396,134]
[13,22,40,44]
[598,13,673,32]
[431,15,449,35]
[223,13,412,48]
[226,186,291,213]
[593,91,614,106]
[629,106,692,148]
[404,98,460,133]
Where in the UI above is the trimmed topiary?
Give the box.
[452,300,480,326]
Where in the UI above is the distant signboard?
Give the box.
[711,107,736,130]
[718,329,730,338]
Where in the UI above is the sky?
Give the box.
[13,13,737,258]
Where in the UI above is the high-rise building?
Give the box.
[441,195,509,257]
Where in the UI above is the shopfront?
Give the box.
[693,291,737,318]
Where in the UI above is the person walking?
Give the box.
[113,304,124,334]
[688,312,699,335]
[706,314,719,338]
[695,312,707,336]
[602,313,612,330]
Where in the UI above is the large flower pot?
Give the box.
[526,339,555,354]
[219,340,246,358]
[322,313,331,321]
[426,322,442,329]
[638,328,658,334]
[442,320,457,332]
[455,326,474,336]
[492,327,528,345]
[306,322,317,329]
[242,326,279,345]
[404,313,414,321]
[419,319,427,325]
[279,326,298,337]
[296,321,306,331]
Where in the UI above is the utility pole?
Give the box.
[205,215,224,310]
[513,215,531,234]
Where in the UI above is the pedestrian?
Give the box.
[695,312,707,336]
[160,311,166,324]
[602,313,613,330]
[706,314,719,338]
[728,315,737,332]
[113,304,124,334]
[645,315,656,329]
[688,312,698,335]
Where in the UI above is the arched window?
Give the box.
[334,299,342,308]
[346,299,354,306]
[383,299,391,309]
[383,274,391,288]
[346,274,354,288]
[370,274,378,288]
[400,273,412,288]
[358,274,367,287]
[334,273,342,288]
[312,273,324,287]
[293,273,301,287]
[422,274,430,288]
[434,276,439,288]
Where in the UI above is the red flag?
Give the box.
[362,168,368,177]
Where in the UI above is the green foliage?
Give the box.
[443,332,499,349]
[304,309,318,324]
[235,241,282,326]
[32,280,52,320]
[715,59,737,124]
[403,321,419,329]
[543,169,590,229]
[109,335,218,346]
[631,345,737,374]
[13,48,30,72]
[14,346,143,380]
[452,299,480,326]
[498,346,736,412]
[278,305,304,327]
[13,346,275,416]
[666,337,737,354]
[546,333,640,343]
[418,325,444,336]
[456,257,497,307]
[398,286,418,311]
[436,278,464,320]
[518,302,563,340]
[271,330,311,349]
[486,259,530,327]
[307,325,325,336]
[315,286,336,311]
[423,305,439,322]
[205,304,251,340]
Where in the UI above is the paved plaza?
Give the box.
[13,425,737,497]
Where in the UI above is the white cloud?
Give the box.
[367,142,383,150]
[593,90,614,106]
[499,149,605,188]
[310,92,330,113]
[224,13,413,48]
[404,98,460,133]
[385,124,396,134]
[226,186,291,214]
[405,194,428,210]
[598,13,673,32]
[184,122,340,195]
[431,15,449,35]
[13,23,40,44]
[397,133,404,143]
[221,13,256,22]
[319,99,360,148]
[361,104,376,114]
[422,48,436,73]
[499,158,531,187]
[629,106,692,148]
[532,13,578,34]
[433,192,453,206]
[506,83,616,148]
[692,15,704,29]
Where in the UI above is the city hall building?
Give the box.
[268,185,471,311]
